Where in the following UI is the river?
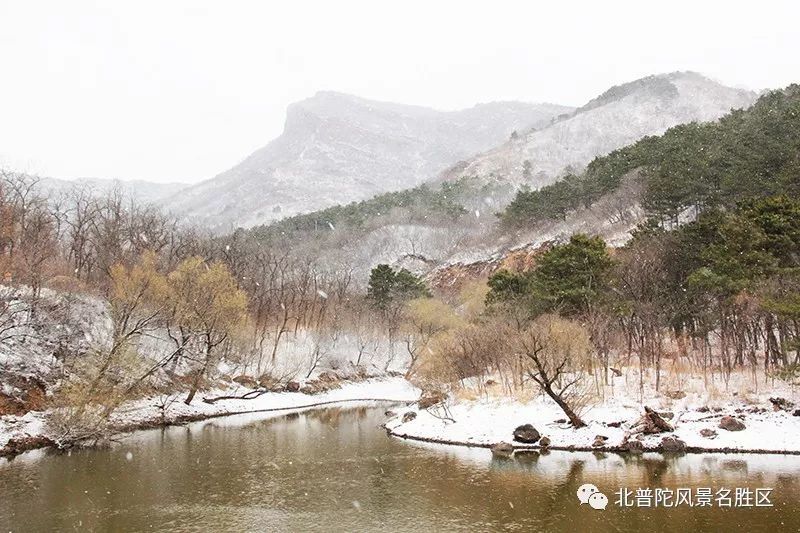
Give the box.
[1,404,798,532]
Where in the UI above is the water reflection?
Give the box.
[1,405,799,532]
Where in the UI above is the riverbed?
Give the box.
[1,405,799,532]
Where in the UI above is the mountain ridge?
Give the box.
[440,71,757,189]
[162,93,572,230]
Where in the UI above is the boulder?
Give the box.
[660,436,687,453]
[0,376,47,416]
[625,439,644,454]
[665,390,687,400]
[719,415,746,431]
[592,435,609,447]
[794,409,800,417]
[384,410,397,418]
[538,436,551,448]
[700,428,718,439]
[512,424,541,444]
[285,381,301,392]
[769,397,794,411]
[402,411,417,423]
[490,442,514,457]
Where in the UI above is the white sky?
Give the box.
[1,0,798,184]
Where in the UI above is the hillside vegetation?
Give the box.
[248,177,497,242]
[501,85,800,227]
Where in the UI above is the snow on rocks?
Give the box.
[719,415,746,431]
[512,424,541,444]
[385,391,800,455]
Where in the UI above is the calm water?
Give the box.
[1,404,799,532]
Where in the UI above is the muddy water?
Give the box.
[1,404,798,532]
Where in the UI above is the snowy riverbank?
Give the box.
[385,374,800,455]
[0,377,420,457]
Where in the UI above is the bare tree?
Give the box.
[514,315,592,428]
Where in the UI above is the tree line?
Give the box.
[0,170,409,443]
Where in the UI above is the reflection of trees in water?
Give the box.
[513,450,540,469]
[720,459,748,473]
[302,405,373,426]
[592,451,609,461]
[6,407,800,533]
[618,453,673,486]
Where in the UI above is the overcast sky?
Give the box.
[1,1,798,184]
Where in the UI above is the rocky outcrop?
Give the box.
[0,376,47,416]
[0,435,56,458]
[426,241,555,294]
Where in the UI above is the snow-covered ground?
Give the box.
[0,376,420,453]
[386,371,800,455]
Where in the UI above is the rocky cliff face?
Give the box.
[163,92,572,231]
[440,72,757,189]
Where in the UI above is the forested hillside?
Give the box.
[501,85,800,227]
[248,177,481,242]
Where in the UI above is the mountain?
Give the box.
[242,73,763,284]
[39,177,187,204]
[163,92,573,230]
[441,72,757,189]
